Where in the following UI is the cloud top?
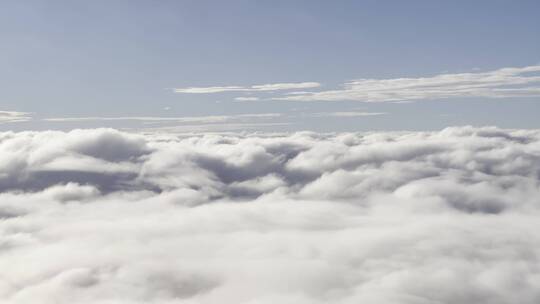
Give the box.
[1,127,540,303]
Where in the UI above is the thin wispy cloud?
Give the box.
[0,111,32,123]
[43,112,386,126]
[141,122,292,133]
[44,113,281,124]
[234,96,260,102]
[307,111,387,118]
[174,82,320,94]
[275,65,540,102]
[40,111,387,132]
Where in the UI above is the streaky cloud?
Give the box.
[0,110,32,123]
[174,82,321,94]
[275,65,540,102]
[306,111,387,117]
[234,96,260,102]
[43,113,281,124]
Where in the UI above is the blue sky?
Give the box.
[1,0,539,131]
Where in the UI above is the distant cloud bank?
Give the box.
[1,127,540,303]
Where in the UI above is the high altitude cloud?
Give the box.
[277,65,540,102]
[234,96,260,101]
[40,112,386,132]
[41,113,286,133]
[0,111,32,123]
[306,111,387,117]
[1,127,540,303]
[172,65,540,103]
[174,82,321,93]
[43,113,281,124]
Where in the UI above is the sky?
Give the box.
[1,0,540,132]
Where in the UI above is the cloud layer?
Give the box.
[1,127,540,303]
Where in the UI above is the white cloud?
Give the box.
[140,122,292,133]
[174,85,246,94]
[275,65,540,102]
[249,82,320,91]
[1,127,540,303]
[307,111,387,117]
[173,65,540,103]
[234,96,260,102]
[174,82,321,94]
[0,111,32,123]
[42,113,286,133]
[43,113,281,124]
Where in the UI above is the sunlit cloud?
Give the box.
[307,111,387,117]
[1,127,540,303]
[234,96,260,102]
[174,82,320,94]
[275,65,540,102]
[43,113,281,124]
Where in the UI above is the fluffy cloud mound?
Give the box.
[1,127,540,303]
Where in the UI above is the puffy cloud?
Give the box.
[1,126,540,303]
[275,65,540,102]
[174,82,321,94]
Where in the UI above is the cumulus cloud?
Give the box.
[1,127,540,303]
[0,111,32,123]
[174,82,321,94]
[275,65,540,102]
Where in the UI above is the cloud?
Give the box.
[41,114,286,133]
[1,126,540,303]
[43,113,281,124]
[307,111,387,117]
[234,97,260,102]
[275,65,540,102]
[0,111,32,123]
[174,82,320,94]
[172,65,540,103]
